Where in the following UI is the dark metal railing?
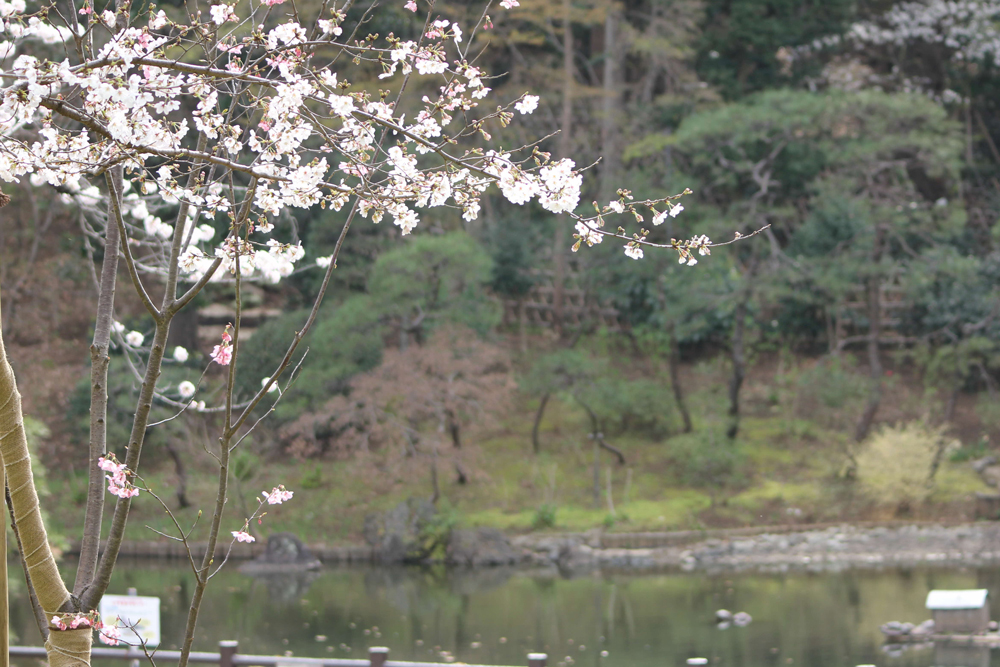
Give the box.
[9,641,550,667]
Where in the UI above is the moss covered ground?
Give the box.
[40,350,995,546]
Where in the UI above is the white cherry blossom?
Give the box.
[515,95,539,114]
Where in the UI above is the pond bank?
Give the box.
[516,522,1000,573]
[64,520,1000,572]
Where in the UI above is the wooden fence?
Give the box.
[9,642,549,667]
[64,540,378,562]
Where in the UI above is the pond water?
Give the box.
[12,560,1000,667]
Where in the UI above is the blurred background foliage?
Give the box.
[22,0,1000,535]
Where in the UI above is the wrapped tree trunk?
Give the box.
[0,295,86,666]
[0,468,6,664]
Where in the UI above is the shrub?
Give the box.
[67,362,196,468]
[233,307,311,402]
[950,435,989,463]
[232,450,260,484]
[369,232,500,337]
[796,357,865,410]
[856,422,958,508]
[523,350,676,436]
[668,429,745,488]
[299,464,324,489]
[532,503,557,530]
[241,233,499,422]
[251,296,385,421]
[418,500,459,560]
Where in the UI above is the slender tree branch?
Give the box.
[106,172,160,320]
[5,484,47,642]
[163,132,210,309]
[74,164,122,597]
[169,179,258,316]
[81,317,171,610]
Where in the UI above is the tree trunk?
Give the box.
[944,382,960,424]
[943,348,964,424]
[552,0,573,336]
[532,393,550,454]
[7,485,46,643]
[518,297,527,354]
[592,435,601,509]
[599,6,622,203]
[76,164,121,597]
[0,469,6,664]
[0,294,84,666]
[854,227,886,443]
[446,408,461,448]
[164,440,191,509]
[430,443,440,504]
[727,299,747,439]
[668,326,692,433]
[605,468,615,516]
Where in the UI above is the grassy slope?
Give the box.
[41,352,994,547]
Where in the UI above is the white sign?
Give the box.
[99,595,161,647]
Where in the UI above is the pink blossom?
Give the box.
[262,485,294,504]
[221,328,232,343]
[78,5,93,14]
[70,616,92,629]
[500,0,519,7]
[107,479,140,498]
[232,530,255,543]
[263,0,285,6]
[98,456,126,475]
[211,344,232,366]
[100,454,139,497]
[404,0,417,10]
[99,623,122,646]
[51,616,67,631]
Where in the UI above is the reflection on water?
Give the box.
[12,560,1000,667]
[936,645,990,667]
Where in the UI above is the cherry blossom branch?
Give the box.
[163,131,209,307]
[0,2,713,661]
[232,348,309,451]
[74,164,122,597]
[140,486,199,576]
[231,33,426,429]
[211,486,293,579]
[151,392,252,415]
[225,231,244,429]
[40,96,351,192]
[45,55,525,186]
[81,315,172,610]
[233,201,354,431]
[170,179,258,316]
[105,171,161,319]
[177,175,259,667]
[177,420,232,667]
